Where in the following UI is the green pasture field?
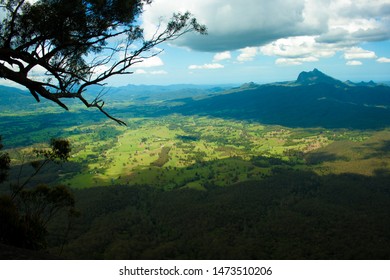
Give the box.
[47,114,389,189]
[3,111,390,191]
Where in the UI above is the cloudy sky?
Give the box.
[119,0,390,86]
[2,0,390,87]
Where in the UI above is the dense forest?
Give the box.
[47,168,390,259]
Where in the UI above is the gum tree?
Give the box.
[0,0,206,124]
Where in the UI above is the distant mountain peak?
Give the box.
[296,69,344,86]
[345,80,378,87]
[240,82,259,88]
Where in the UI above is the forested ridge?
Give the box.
[47,169,390,259]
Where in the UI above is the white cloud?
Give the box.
[142,0,326,52]
[262,36,319,58]
[142,0,390,52]
[188,63,224,70]
[343,47,377,60]
[276,57,319,66]
[237,47,258,62]
[261,36,336,65]
[150,70,168,75]
[377,57,390,63]
[141,0,390,70]
[213,51,231,61]
[134,56,164,68]
[135,69,148,74]
[135,69,168,75]
[346,60,363,66]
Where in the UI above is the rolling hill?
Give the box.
[2,69,390,129]
[175,69,390,129]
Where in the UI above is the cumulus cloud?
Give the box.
[346,60,363,66]
[213,51,231,61]
[237,47,258,62]
[377,57,390,63]
[141,0,390,67]
[260,36,335,64]
[276,57,319,66]
[142,0,390,53]
[343,47,377,60]
[142,0,327,52]
[134,56,164,68]
[188,63,224,70]
[135,69,147,75]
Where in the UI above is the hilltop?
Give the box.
[1,69,390,129]
[296,68,346,86]
[175,69,390,129]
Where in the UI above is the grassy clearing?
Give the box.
[5,113,390,189]
[308,130,390,176]
[57,114,341,189]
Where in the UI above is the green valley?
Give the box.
[2,70,390,259]
[4,112,382,190]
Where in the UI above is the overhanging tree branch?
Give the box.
[0,0,206,125]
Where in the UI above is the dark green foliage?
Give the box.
[1,185,75,250]
[251,155,291,168]
[34,138,71,162]
[0,137,75,250]
[177,135,200,142]
[51,169,390,260]
[151,147,171,167]
[0,136,10,183]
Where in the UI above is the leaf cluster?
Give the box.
[34,138,71,163]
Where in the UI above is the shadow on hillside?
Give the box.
[0,161,84,193]
[40,157,390,260]
[112,98,390,129]
[366,140,390,158]
[304,151,349,165]
[130,83,390,129]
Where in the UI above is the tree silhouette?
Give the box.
[0,137,76,250]
[0,0,206,124]
[0,136,10,183]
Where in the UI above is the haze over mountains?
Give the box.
[1,69,390,129]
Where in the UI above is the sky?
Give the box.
[119,0,390,86]
[2,0,390,87]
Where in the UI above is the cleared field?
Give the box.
[57,114,368,189]
[4,112,390,190]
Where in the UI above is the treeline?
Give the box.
[47,169,390,259]
[151,147,171,167]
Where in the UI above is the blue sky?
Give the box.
[1,0,390,88]
[116,0,390,86]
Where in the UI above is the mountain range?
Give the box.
[1,69,390,129]
[174,69,390,129]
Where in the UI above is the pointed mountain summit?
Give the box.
[296,68,345,86]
